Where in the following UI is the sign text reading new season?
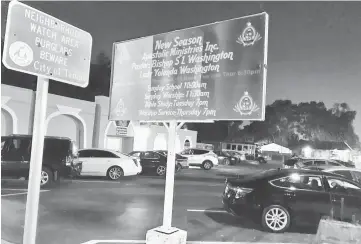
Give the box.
[109,12,269,121]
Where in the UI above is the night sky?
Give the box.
[1,1,361,138]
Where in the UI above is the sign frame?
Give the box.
[2,1,93,244]
[2,0,93,88]
[108,12,269,122]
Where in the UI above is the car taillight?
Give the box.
[225,183,252,199]
[234,187,253,199]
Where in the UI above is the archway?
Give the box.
[103,121,135,148]
[104,121,115,148]
[184,139,191,149]
[1,105,18,136]
[45,112,86,149]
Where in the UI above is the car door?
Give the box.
[141,151,161,169]
[192,149,208,164]
[96,150,121,175]
[180,149,196,165]
[1,137,31,177]
[78,150,92,175]
[270,174,332,226]
[78,150,103,175]
[325,176,361,223]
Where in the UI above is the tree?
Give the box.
[88,52,112,96]
[234,100,360,148]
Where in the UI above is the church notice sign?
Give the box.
[109,12,269,121]
[2,0,92,87]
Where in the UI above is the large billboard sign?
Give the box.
[2,0,92,87]
[109,12,268,121]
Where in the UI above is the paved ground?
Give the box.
[1,161,315,244]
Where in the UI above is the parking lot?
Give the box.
[1,161,315,244]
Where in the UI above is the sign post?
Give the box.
[23,77,49,244]
[108,12,269,244]
[162,121,185,231]
[2,1,92,244]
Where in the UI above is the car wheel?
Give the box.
[262,205,291,233]
[224,158,230,166]
[259,158,266,164]
[107,166,124,180]
[202,160,213,170]
[156,165,166,176]
[40,167,53,187]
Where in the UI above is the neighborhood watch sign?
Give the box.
[109,12,269,121]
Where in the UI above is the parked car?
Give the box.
[179,148,219,170]
[154,150,189,169]
[333,159,356,168]
[214,150,239,165]
[128,151,182,176]
[224,150,246,161]
[223,168,361,233]
[304,166,361,184]
[78,148,142,180]
[1,134,82,187]
[284,158,345,169]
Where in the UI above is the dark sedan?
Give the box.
[154,150,189,169]
[223,168,361,233]
[214,150,239,165]
[128,151,182,176]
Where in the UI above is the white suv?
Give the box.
[179,148,218,170]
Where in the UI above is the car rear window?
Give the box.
[332,170,353,180]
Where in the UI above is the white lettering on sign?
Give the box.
[30,23,57,40]
[34,61,51,74]
[173,36,203,48]
[35,37,73,56]
[155,40,172,50]
[63,69,86,82]
[61,36,79,48]
[40,50,68,66]
[25,9,81,38]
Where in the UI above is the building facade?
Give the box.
[1,84,197,153]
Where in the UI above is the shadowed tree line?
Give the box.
[232,100,360,149]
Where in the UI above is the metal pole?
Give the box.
[162,121,177,230]
[23,77,49,244]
